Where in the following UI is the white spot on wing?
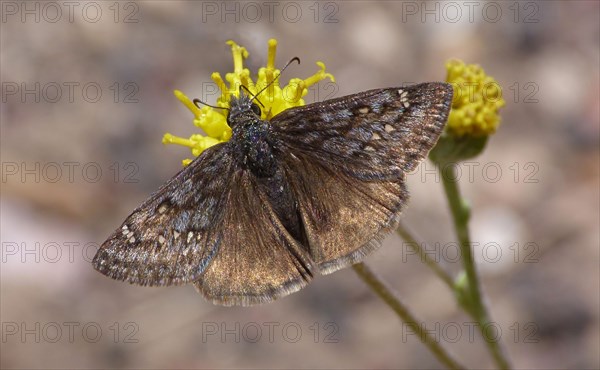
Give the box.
[158,203,168,214]
[359,107,369,114]
[385,124,395,132]
[400,91,409,107]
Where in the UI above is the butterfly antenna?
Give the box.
[251,57,301,103]
[193,98,229,111]
[240,85,265,108]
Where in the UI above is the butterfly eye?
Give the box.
[251,103,262,117]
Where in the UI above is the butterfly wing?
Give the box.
[271,83,453,273]
[273,83,453,178]
[94,142,313,304]
[193,168,314,306]
[280,154,408,274]
[93,144,234,286]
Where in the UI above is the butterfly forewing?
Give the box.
[93,145,234,286]
[272,83,453,178]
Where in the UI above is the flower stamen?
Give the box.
[164,38,335,166]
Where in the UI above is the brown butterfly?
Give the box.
[93,82,453,306]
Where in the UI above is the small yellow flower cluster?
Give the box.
[163,39,335,166]
[445,59,505,137]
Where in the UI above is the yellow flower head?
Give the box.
[445,59,505,137]
[163,39,335,166]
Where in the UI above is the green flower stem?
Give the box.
[396,224,454,289]
[440,164,511,370]
[353,263,465,370]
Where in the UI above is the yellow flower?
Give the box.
[445,59,505,137]
[163,39,335,166]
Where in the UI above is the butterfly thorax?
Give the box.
[226,93,306,242]
[228,94,277,178]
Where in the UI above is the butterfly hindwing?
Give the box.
[281,151,407,273]
[193,168,314,306]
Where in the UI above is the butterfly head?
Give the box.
[227,90,262,127]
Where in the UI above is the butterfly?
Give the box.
[93,82,453,306]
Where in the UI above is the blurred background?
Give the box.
[1,1,598,369]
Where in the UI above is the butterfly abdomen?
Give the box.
[234,118,306,245]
